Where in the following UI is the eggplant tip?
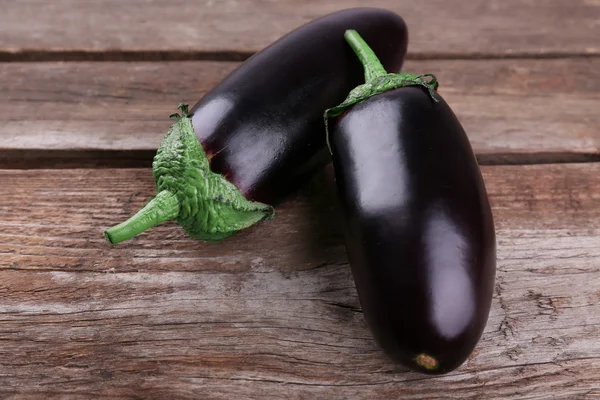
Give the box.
[415,353,439,371]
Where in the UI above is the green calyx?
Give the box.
[104,104,274,245]
[323,30,440,152]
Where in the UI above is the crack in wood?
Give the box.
[495,276,517,339]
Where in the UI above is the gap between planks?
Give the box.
[2,150,600,170]
[1,50,599,63]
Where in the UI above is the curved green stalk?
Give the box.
[324,30,440,152]
[104,104,274,244]
[344,29,388,82]
[104,190,179,244]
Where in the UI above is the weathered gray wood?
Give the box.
[0,0,598,58]
[1,58,598,167]
[0,164,599,398]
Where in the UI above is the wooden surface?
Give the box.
[1,0,598,57]
[1,165,600,399]
[2,58,599,167]
[1,1,599,399]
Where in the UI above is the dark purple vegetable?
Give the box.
[325,31,496,374]
[191,8,407,204]
[104,8,408,244]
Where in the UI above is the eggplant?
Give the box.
[104,8,408,244]
[325,31,496,374]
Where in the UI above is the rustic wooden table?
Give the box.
[1,1,599,398]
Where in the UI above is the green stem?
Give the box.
[104,190,180,244]
[323,30,439,154]
[344,29,388,82]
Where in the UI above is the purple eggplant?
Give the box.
[104,8,408,244]
[325,30,496,374]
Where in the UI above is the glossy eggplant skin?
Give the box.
[189,8,407,204]
[330,87,496,374]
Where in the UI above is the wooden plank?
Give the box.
[0,164,599,398]
[1,58,598,167]
[0,0,598,58]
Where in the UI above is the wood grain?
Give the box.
[0,0,598,58]
[1,58,598,168]
[1,164,599,398]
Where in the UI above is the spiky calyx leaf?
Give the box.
[104,104,274,244]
